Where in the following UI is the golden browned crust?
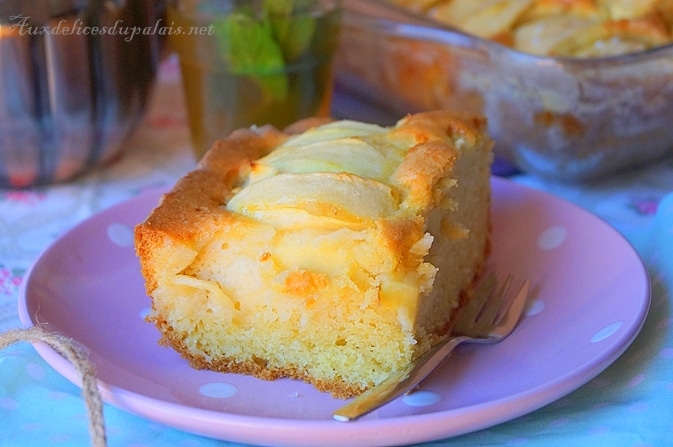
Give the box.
[153,310,372,398]
[135,118,332,294]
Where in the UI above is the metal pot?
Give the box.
[0,0,165,188]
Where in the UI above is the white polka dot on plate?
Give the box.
[107,223,134,247]
[526,300,545,316]
[537,225,567,250]
[591,321,623,343]
[199,382,238,399]
[402,390,442,407]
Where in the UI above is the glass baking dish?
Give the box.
[336,0,673,181]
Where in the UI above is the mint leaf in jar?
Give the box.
[265,0,316,62]
[214,7,289,101]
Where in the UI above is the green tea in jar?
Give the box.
[168,0,341,158]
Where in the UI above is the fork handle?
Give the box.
[332,336,469,422]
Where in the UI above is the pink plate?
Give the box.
[18,177,650,446]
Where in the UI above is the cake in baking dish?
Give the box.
[134,110,493,398]
[391,0,673,57]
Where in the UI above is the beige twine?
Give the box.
[0,326,107,447]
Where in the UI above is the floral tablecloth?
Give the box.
[1,57,673,447]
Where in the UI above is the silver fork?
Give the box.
[332,273,531,422]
